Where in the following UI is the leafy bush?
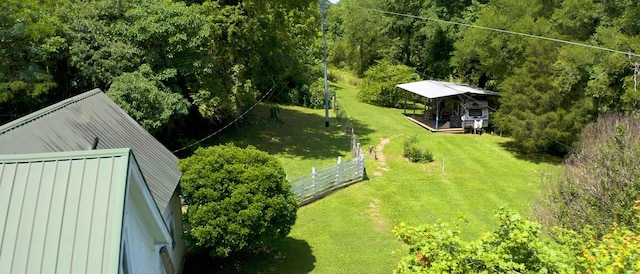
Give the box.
[307,77,334,109]
[357,60,420,107]
[179,144,299,257]
[394,206,640,273]
[403,135,434,163]
[535,114,640,236]
[553,222,640,273]
[393,209,574,273]
[283,78,335,109]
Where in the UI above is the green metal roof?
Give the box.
[0,149,132,274]
[0,89,181,212]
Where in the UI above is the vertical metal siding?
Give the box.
[0,89,181,212]
[0,149,132,273]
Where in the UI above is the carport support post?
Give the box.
[435,98,440,130]
[423,98,427,115]
[403,89,407,115]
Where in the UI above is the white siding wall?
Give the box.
[162,193,186,273]
[120,162,172,274]
[121,205,163,274]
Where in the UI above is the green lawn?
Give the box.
[184,77,561,274]
[202,103,353,179]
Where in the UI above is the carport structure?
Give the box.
[396,80,499,133]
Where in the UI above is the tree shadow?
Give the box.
[498,140,563,165]
[207,104,374,160]
[183,237,316,274]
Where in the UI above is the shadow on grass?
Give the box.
[183,237,315,274]
[499,140,563,165]
[208,104,374,160]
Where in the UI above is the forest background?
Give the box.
[3,0,640,155]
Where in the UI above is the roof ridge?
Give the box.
[0,89,103,135]
[0,148,132,163]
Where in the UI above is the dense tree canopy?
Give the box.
[179,144,298,257]
[107,64,190,134]
[1,0,320,147]
[0,0,62,117]
[6,0,640,153]
[327,0,640,154]
[453,0,640,153]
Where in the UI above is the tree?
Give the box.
[306,77,335,109]
[107,64,190,134]
[385,0,473,79]
[60,0,143,91]
[493,39,594,154]
[0,0,63,123]
[452,0,546,89]
[357,59,420,107]
[535,114,640,235]
[327,0,392,77]
[179,144,299,257]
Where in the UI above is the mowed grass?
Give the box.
[202,103,353,179]
[185,77,561,273]
[286,82,560,273]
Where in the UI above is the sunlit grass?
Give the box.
[208,103,352,179]
[185,74,561,274]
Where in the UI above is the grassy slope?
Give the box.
[283,82,560,273]
[185,77,560,273]
[205,103,352,179]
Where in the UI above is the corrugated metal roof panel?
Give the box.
[0,149,130,274]
[0,89,181,211]
[396,80,500,99]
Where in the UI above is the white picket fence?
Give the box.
[290,150,365,206]
[289,99,367,206]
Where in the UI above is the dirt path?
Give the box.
[368,198,388,231]
[372,138,389,176]
[367,135,403,231]
[372,135,402,176]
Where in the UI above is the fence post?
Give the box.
[355,142,362,177]
[333,156,342,187]
[312,166,317,199]
[442,156,446,176]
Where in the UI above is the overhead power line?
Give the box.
[356,7,640,58]
[345,33,640,186]
[172,86,277,154]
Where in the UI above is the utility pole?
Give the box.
[321,0,330,128]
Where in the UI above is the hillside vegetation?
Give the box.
[187,78,560,273]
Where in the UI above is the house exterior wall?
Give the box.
[162,192,186,273]
[121,206,163,274]
[120,160,175,274]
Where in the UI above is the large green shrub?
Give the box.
[393,209,574,273]
[403,135,434,163]
[307,77,335,109]
[394,207,640,273]
[179,144,299,257]
[357,60,420,107]
[283,78,335,109]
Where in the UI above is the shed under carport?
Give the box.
[396,80,499,132]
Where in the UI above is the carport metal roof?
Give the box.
[396,80,499,99]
